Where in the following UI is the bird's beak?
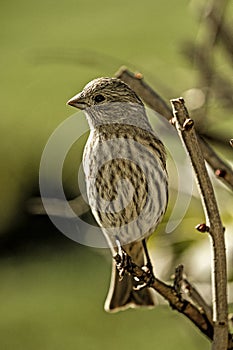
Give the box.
[67,93,87,110]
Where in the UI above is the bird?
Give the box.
[67,77,168,312]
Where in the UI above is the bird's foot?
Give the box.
[113,237,155,288]
[114,245,131,280]
[132,263,155,290]
[132,239,155,290]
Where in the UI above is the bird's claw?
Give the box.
[132,263,155,290]
[113,237,155,288]
[113,236,132,280]
[114,247,130,280]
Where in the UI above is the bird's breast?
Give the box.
[82,124,168,245]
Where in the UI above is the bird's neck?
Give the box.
[84,102,153,133]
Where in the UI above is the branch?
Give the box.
[115,67,172,120]
[173,264,213,325]
[152,276,214,340]
[183,42,233,109]
[27,195,90,217]
[192,0,230,114]
[183,277,213,325]
[114,253,214,340]
[115,67,233,192]
[115,251,233,348]
[198,137,233,189]
[209,11,233,62]
[194,0,229,72]
[170,98,228,350]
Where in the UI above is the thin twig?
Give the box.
[199,137,233,189]
[173,264,213,325]
[183,278,213,325]
[183,42,233,109]
[173,264,184,295]
[115,67,172,119]
[27,195,89,217]
[192,0,230,114]
[171,97,228,350]
[115,67,233,192]
[209,11,233,62]
[194,0,229,71]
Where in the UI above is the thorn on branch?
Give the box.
[195,223,210,233]
[134,72,143,79]
[215,168,227,178]
[183,118,194,131]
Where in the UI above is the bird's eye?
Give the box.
[94,94,105,103]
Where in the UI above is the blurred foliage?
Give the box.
[0,0,201,232]
[0,0,232,348]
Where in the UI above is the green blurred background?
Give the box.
[1,0,233,349]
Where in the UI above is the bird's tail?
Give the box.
[104,241,156,312]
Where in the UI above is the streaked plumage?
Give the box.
[67,77,168,312]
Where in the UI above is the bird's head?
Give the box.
[66,77,151,130]
[67,77,143,110]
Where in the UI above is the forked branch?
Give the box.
[113,253,214,341]
[170,98,228,350]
